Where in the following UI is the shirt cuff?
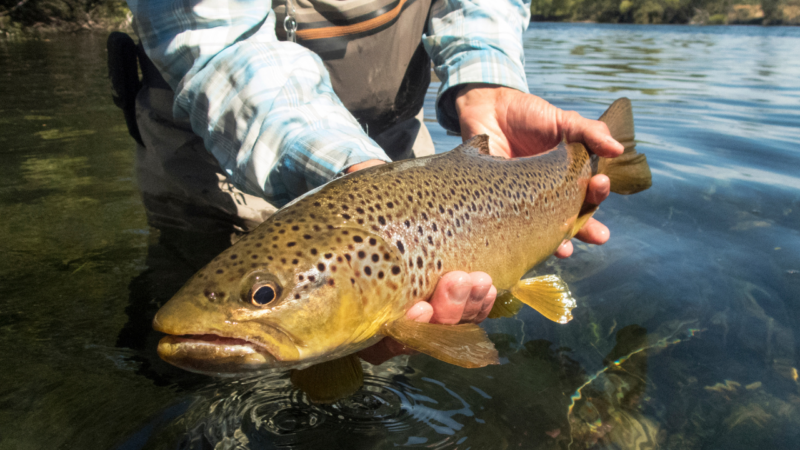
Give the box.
[434,49,530,133]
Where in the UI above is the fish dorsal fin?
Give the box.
[453,135,492,156]
[382,320,499,368]
[510,275,577,324]
[598,97,635,155]
[290,353,364,404]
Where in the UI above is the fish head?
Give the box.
[153,225,408,375]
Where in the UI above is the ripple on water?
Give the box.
[177,361,486,449]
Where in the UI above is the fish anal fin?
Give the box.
[488,291,524,319]
[569,204,599,240]
[382,320,499,368]
[290,353,364,404]
[510,275,577,324]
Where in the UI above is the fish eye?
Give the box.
[250,282,279,307]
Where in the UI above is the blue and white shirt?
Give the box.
[127,0,532,206]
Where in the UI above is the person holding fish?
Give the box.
[118,0,626,367]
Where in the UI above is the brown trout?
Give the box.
[154,98,651,401]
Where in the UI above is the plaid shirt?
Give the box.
[128,0,531,206]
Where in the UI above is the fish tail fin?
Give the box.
[595,98,652,195]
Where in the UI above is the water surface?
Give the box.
[1,23,799,449]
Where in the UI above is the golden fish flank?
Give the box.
[154,98,652,381]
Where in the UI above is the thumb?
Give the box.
[406,301,433,323]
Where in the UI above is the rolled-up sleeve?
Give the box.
[424,0,531,133]
[127,0,390,206]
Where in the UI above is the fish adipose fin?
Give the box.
[453,135,492,156]
[487,291,524,319]
[382,320,499,368]
[491,275,577,324]
[596,97,653,195]
[290,353,364,404]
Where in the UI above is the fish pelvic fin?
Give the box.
[290,353,364,404]
[509,275,577,324]
[596,98,653,195]
[381,320,499,368]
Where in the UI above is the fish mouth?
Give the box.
[157,333,290,375]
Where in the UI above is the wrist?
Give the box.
[345,159,385,174]
[454,83,512,116]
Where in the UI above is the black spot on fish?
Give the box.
[377,271,384,279]
[364,266,372,276]
[371,254,379,262]
[416,257,423,269]
[287,242,296,247]
[357,251,366,259]
[342,214,351,220]
[353,236,363,243]
[291,225,299,231]
[397,241,405,253]
[292,259,299,265]
[345,254,352,262]
[328,279,335,286]
[387,202,394,208]
[378,216,386,225]
[216,269,224,274]
[368,238,377,246]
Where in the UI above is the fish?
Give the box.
[153,98,652,402]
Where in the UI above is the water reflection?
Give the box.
[125,320,672,449]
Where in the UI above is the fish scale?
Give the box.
[152,98,652,382]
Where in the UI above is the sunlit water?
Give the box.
[1,23,799,449]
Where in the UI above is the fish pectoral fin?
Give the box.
[290,353,364,404]
[569,203,600,240]
[382,320,499,368]
[488,291,524,318]
[510,275,577,324]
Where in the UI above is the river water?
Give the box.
[1,23,799,449]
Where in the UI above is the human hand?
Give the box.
[358,271,497,365]
[455,84,624,258]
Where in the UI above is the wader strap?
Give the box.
[137,43,171,91]
[107,32,144,146]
